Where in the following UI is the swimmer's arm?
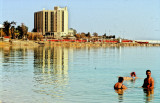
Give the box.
[123,77,133,80]
[135,77,144,79]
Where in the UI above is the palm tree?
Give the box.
[3,21,11,36]
[11,26,15,39]
[3,21,16,37]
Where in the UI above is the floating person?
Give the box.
[123,72,138,81]
[114,77,127,90]
[142,70,154,89]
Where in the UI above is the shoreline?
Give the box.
[0,40,160,47]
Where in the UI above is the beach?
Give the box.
[1,40,160,48]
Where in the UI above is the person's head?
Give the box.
[146,70,151,77]
[130,72,136,77]
[118,77,124,83]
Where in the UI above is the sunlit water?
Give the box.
[0,46,160,103]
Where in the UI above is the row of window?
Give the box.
[43,11,66,32]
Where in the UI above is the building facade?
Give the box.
[34,6,68,38]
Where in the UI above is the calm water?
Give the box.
[0,46,160,103]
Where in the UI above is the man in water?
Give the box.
[114,77,127,89]
[142,70,154,89]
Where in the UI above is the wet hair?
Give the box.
[146,70,151,73]
[130,72,136,77]
[118,77,124,82]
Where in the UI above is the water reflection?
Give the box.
[143,89,154,102]
[33,46,69,98]
[0,46,29,70]
[115,89,124,102]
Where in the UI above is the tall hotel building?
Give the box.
[34,6,68,38]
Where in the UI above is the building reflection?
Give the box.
[34,46,68,74]
[0,46,28,69]
[33,46,69,98]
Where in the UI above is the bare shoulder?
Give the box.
[151,77,154,81]
[114,83,118,87]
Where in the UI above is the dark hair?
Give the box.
[130,72,136,77]
[118,77,124,82]
[146,70,151,73]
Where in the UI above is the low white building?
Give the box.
[0,24,4,28]
[68,28,77,36]
[0,24,4,38]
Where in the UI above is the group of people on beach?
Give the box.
[114,70,154,90]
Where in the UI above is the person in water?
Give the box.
[123,72,138,80]
[142,70,154,89]
[114,77,127,89]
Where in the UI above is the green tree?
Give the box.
[16,26,22,39]
[86,32,91,38]
[16,23,28,39]
[80,32,86,38]
[75,33,81,40]
[11,26,15,39]
[3,21,11,36]
[93,32,98,37]
[102,33,106,39]
[21,23,28,39]
[3,21,16,36]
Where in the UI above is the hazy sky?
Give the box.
[1,0,160,40]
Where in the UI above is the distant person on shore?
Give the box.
[121,72,138,81]
[114,77,127,90]
[142,70,154,89]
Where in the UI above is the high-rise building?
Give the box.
[34,6,68,38]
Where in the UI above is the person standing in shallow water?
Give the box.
[142,70,154,89]
[114,77,127,89]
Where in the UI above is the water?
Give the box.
[0,46,160,103]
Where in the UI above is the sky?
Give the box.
[0,0,160,40]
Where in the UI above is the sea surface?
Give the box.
[0,46,160,103]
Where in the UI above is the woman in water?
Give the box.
[123,72,138,80]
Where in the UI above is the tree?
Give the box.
[11,26,15,39]
[75,33,81,40]
[3,21,16,36]
[16,23,28,39]
[80,32,86,38]
[3,21,11,36]
[93,32,98,37]
[16,26,22,39]
[102,33,106,39]
[14,29,20,38]
[21,23,28,39]
[86,32,91,38]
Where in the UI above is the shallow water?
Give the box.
[0,46,160,103]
